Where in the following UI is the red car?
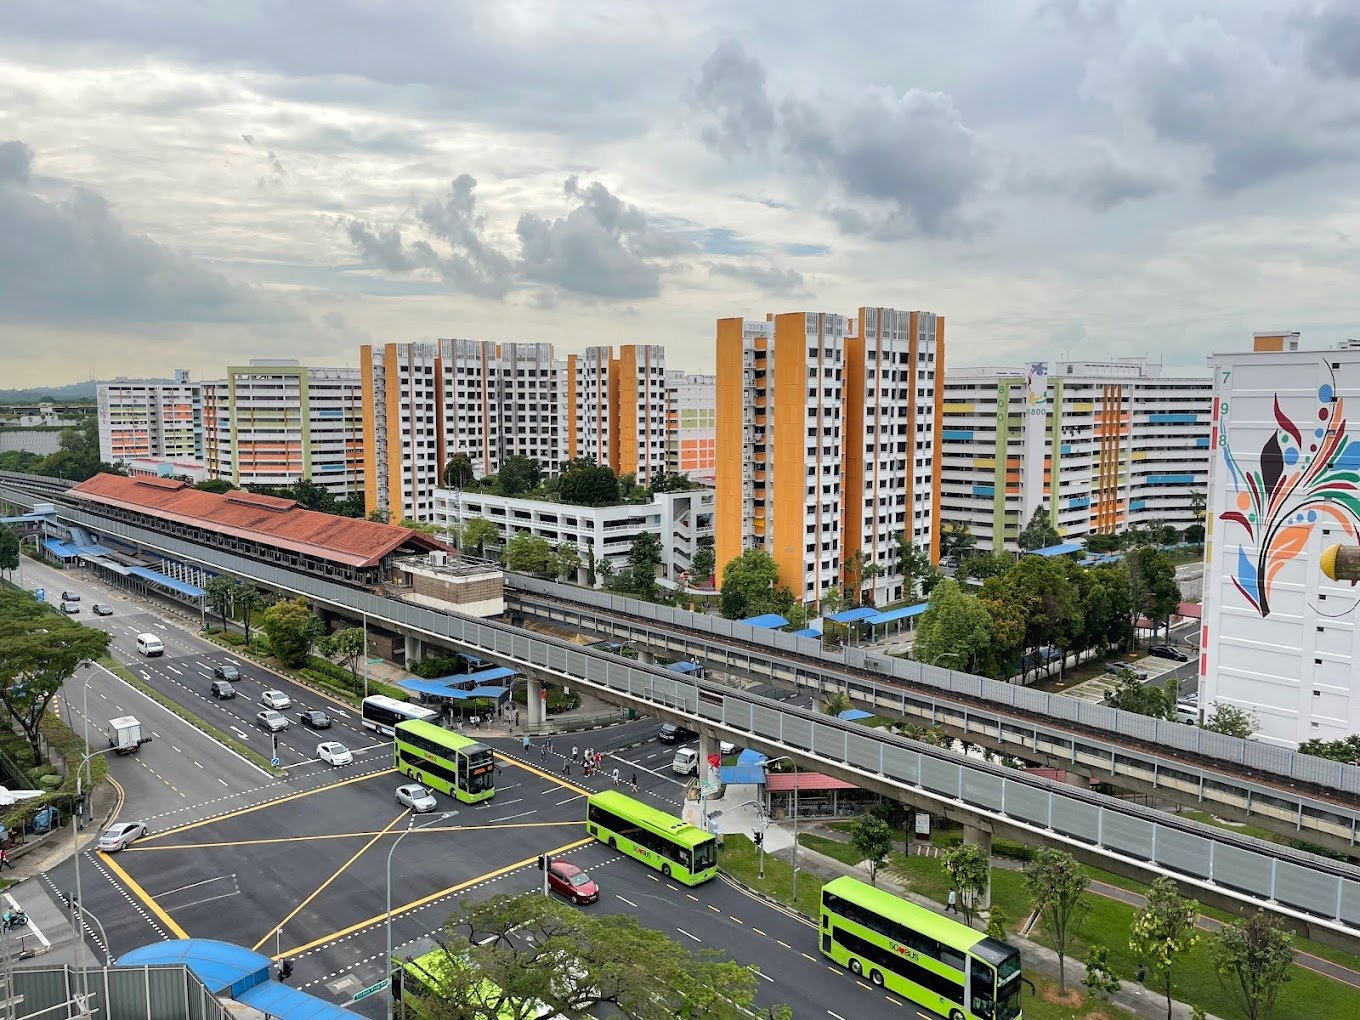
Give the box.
[547,859,599,904]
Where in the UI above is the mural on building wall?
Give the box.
[1025,362,1048,410]
[1220,370,1360,616]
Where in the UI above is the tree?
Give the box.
[848,814,894,885]
[1127,546,1179,640]
[503,532,553,575]
[287,477,337,513]
[236,585,267,640]
[984,905,1010,942]
[1082,945,1122,1002]
[649,470,699,494]
[818,585,846,617]
[496,455,541,497]
[260,597,324,668]
[367,508,390,524]
[596,557,615,585]
[1209,911,1294,1020]
[194,478,236,494]
[1186,523,1205,545]
[689,536,715,586]
[558,459,621,507]
[461,517,500,558]
[960,551,1014,583]
[942,841,990,927]
[719,548,780,620]
[912,579,993,673]
[551,542,582,583]
[444,452,475,489]
[1023,847,1091,994]
[894,533,932,599]
[1105,672,1176,720]
[0,591,111,764]
[320,627,367,694]
[1018,505,1060,551]
[843,548,869,602]
[204,575,237,634]
[623,531,663,600]
[1129,876,1199,1020]
[821,690,852,717]
[417,892,790,1020]
[0,524,19,578]
[1203,703,1259,739]
[939,521,976,563]
[1189,491,1206,525]
[1298,735,1360,762]
[335,490,366,519]
[399,518,440,536]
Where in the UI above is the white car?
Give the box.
[97,821,148,852]
[396,783,438,812]
[317,742,353,766]
[260,690,292,710]
[720,740,737,755]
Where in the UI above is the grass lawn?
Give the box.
[1178,808,1283,846]
[719,834,824,922]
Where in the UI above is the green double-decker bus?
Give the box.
[585,790,718,885]
[399,945,560,1018]
[820,876,1023,1020]
[394,720,496,804]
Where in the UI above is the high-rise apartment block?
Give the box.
[202,360,364,495]
[564,344,667,486]
[566,347,613,469]
[1198,331,1360,747]
[363,340,566,522]
[97,370,203,469]
[939,360,1211,552]
[665,371,717,481]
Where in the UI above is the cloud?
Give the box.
[707,261,806,297]
[691,42,990,237]
[1014,138,1173,210]
[1304,1,1360,79]
[784,242,830,257]
[0,139,284,325]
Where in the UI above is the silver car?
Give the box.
[97,821,148,852]
[396,783,438,813]
[260,690,292,710]
[256,709,289,732]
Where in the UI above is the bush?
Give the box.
[412,655,465,680]
[511,685,580,714]
[220,631,245,646]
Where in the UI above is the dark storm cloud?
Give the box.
[692,39,776,157]
[707,261,806,297]
[0,139,284,325]
[1304,1,1360,78]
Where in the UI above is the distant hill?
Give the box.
[0,379,173,403]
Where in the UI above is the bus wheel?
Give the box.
[870,970,884,987]
[608,838,617,849]
[849,959,863,977]
[949,1011,964,1020]
[662,864,672,878]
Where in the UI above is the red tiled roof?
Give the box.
[1176,601,1202,619]
[764,772,858,792]
[67,473,445,569]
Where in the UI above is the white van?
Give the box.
[1174,701,1198,725]
[135,633,165,657]
[671,747,699,776]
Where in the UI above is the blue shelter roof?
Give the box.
[465,666,516,683]
[237,982,360,1020]
[395,678,507,700]
[664,660,701,674]
[826,607,878,623]
[740,613,789,629]
[865,603,928,626]
[736,748,768,766]
[1028,541,1084,558]
[127,566,206,597]
[718,764,767,786]
[790,627,821,638]
[116,939,270,996]
[838,709,874,722]
[42,538,76,559]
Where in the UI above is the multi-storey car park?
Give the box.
[5,469,1360,948]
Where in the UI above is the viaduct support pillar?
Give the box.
[698,730,718,787]
[963,823,994,912]
[403,634,424,667]
[526,675,545,731]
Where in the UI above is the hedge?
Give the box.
[2,709,112,833]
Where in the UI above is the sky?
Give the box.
[3,0,1360,387]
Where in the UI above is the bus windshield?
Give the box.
[692,838,717,873]
[996,983,1022,1020]
[465,748,495,794]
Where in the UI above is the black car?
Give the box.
[1148,645,1189,662]
[212,663,241,681]
[658,722,696,743]
[92,604,114,616]
[60,591,80,602]
[60,602,80,614]
[299,710,332,730]
[210,680,236,700]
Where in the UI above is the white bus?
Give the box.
[361,695,438,736]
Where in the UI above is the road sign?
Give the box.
[270,757,281,767]
[34,588,44,602]
[351,980,386,1003]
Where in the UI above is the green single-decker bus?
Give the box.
[394,720,495,804]
[585,790,718,885]
[820,875,1023,1020]
[399,944,560,1019]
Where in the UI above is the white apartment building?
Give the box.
[201,360,364,495]
[97,370,203,469]
[939,359,1211,552]
[664,371,717,482]
[564,344,668,486]
[430,487,714,586]
[716,312,846,605]
[567,347,613,468]
[1201,332,1360,747]
[363,340,566,523]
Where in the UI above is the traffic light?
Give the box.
[753,831,763,848]
[536,854,547,871]
[390,968,404,999]
[278,958,294,982]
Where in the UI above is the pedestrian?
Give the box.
[630,772,638,791]
[1136,964,1145,987]
[546,738,553,755]
[471,714,479,730]
[563,759,571,776]
[572,745,579,762]
[540,741,547,761]
[0,847,11,872]
[947,889,957,914]
[595,750,603,770]
[522,734,530,752]
[612,767,620,785]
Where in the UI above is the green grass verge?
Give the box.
[100,657,283,776]
[1179,808,1282,846]
[718,833,824,921]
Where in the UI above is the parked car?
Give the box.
[299,710,332,730]
[396,784,438,813]
[1148,645,1189,662]
[1105,663,1149,682]
[92,604,114,616]
[213,663,241,681]
[60,602,80,614]
[260,690,291,710]
[97,821,148,852]
[256,710,289,732]
[658,723,696,744]
[60,591,80,602]
[317,742,353,766]
[720,740,737,755]
[210,680,236,700]
[546,859,599,904]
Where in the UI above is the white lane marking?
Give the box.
[171,745,181,753]
[615,894,638,908]
[4,891,49,949]
[749,968,773,983]
[217,779,229,787]
[154,623,167,631]
[165,665,182,676]
[231,727,248,739]
[194,761,204,769]
[676,927,701,942]
[140,672,150,680]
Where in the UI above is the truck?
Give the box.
[107,716,150,754]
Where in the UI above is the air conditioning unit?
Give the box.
[428,551,448,568]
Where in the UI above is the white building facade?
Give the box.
[664,371,717,482]
[97,370,203,469]
[1201,336,1360,747]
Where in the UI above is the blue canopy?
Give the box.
[826,607,878,623]
[237,982,359,1020]
[1028,541,1084,558]
[127,566,206,597]
[464,666,517,684]
[718,764,767,786]
[865,603,928,626]
[740,613,789,629]
[838,709,873,722]
[396,677,507,700]
[42,538,77,559]
[665,660,701,674]
[117,938,270,997]
[790,627,821,638]
[737,748,768,766]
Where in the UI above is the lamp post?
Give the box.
[931,652,962,670]
[70,745,119,1007]
[386,811,454,1019]
[78,661,125,821]
[764,755,800,901]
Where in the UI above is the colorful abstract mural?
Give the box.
[1219,368,1360,616]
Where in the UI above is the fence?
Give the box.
[11,964,230,1020]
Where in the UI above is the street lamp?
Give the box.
[78,661,125,821]
[386,811,455,1019]
[70,745,120,1008]
[763,755,800,901]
